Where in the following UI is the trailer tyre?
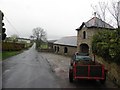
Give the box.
[69,71,73,83]
[100,73,106,84]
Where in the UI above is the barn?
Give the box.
[53,36,77,56]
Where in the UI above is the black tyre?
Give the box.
[69,71,73,83]
[100,72,106,84]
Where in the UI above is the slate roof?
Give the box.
[54,36,77,47]
[17,38,30,40]
[48,40,57,43]
[76,17,114,31]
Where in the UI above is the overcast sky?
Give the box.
[0,0,118,40]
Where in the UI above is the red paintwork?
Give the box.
[73,63,106,80]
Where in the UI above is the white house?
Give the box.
[17,38,31,43]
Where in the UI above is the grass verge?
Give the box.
[2,51,22,60]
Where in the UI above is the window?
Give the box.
[83,31,86,39]
[75,56,92,61]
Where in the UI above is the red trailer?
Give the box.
[69,53,107,84]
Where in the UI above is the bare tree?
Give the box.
[32,27,47,48]
[108,1,120,28]
[91,2,108,24]
[99,2,108,23]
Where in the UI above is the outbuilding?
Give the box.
[53,36,77,56]
[76,16,114,55]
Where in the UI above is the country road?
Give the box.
[1,43,118,89]
[2,44,60,88]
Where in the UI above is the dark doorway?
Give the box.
[64,47,68,53]
[54,46,56,52]
[80,44,89,53]
[57,47,59,53]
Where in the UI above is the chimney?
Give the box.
[94,12,97,17]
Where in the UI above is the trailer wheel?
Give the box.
[69,71,73,83]
[100,73,106,84]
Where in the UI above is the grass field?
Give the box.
[40,44,48,49]
[2,51,21,60]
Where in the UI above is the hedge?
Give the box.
[92,29,120,64]
[2,42,25,51]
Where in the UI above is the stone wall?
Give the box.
[77,26,120,87]
[96,55,120,87]
[77,27,102,54]
[53,44,77,56]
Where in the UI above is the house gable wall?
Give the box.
[77,27,103,54]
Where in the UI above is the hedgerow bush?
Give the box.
[92,28,120,64]
[2,42,25,51]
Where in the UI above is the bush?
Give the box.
[2,42,25,51]
[92,29,120,64]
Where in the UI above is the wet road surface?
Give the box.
[40,52,118,88]
[2,44,60,88]
[1,43,118,88]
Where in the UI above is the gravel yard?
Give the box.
[39,52,118,88]
[39,52,70,79]
[39,52,76,88]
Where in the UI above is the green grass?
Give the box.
[40,44,48,49]
[2,51,21,60]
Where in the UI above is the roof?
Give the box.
[48,40,57,43]
[54,36,77,47]
[76,17,114,31]
[17,38,30,40]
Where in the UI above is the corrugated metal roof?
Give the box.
[76,17,114,30]
[54,36,77,46]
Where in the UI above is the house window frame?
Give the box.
[83,31,86,39]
